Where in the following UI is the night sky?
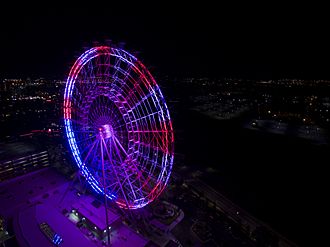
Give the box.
[1,4,330,80]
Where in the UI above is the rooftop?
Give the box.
[72,197,120,230]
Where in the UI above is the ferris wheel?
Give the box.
[63,46,174,209]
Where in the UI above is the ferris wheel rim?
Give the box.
[63,46,174,209]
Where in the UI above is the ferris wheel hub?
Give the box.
[99,124,113,139]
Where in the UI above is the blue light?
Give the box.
[52,234,63,245]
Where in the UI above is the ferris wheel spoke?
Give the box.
[127,158,154,195]
[103,138,118,164]
[79,60,96,87]
[135,151,164,172]
[92,56,100,80]
[113,132,157,194]
[122,80,142,102]
[87,60,97,84]
[110,53,123,79]
[125,89,154,112]
[112,139,147,200]
[112,122,127,130]
[108,137,138,201]
[71,86,84,101]
[108,104,119,120]
[103,52,111,78]
[101,137,131,208]
[75,135,96,145]
[109,138,125,166]
[114,55,135,85]
[106,180,119,192]
[127,138,163,192]
[79,138,98,156]
[112,135,128,156]
[87,145,104,181]
[70,118,88,127]
[129,130,170,133]
[81,139,99,167]
[132,110,163,124]
[73,130,96,134]
[98,139,120,182]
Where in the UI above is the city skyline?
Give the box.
[1,74,328,246]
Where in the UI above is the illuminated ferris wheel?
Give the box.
[63,46,174,209]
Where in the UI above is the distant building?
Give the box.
[0,150,49,182]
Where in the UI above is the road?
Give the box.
[184,178,298,247]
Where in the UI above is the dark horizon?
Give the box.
[1,5,330,80]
